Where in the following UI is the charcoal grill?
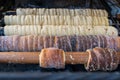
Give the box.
[0,0,120,79]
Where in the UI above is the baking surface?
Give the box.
[0,63,119,79]
[0,71,119,80]
[0,0,120,79]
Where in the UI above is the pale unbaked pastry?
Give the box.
[4,25,118,36]
[16,8,108,17]
[4,15,109,26]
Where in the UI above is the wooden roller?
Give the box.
[0,51,87,64]
[0,47,119,71]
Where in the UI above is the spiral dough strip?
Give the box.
[4,15,109,26]
[4,25,118,36]
[16,8,108,17]
[0,35,120,52]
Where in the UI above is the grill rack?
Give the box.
[0,0,120,73]
[0,0,120,79]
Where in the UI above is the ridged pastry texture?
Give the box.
[0,35,119,52]
[39,47,119,71]
[16,8,108,17]
[4,25,118,36]
[85,47,119,71]
[4,15,109,26]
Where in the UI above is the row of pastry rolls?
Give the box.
[4,25,118,36]
[4,15,109,26]
[16,8,108,17]
[0,35,119,52]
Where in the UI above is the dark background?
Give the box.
[0,0,111,19]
